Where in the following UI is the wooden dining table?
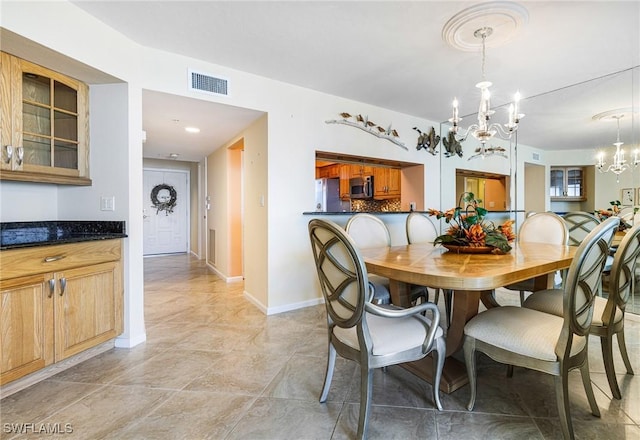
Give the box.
[359,241,578,394]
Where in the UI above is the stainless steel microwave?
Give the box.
[349,176,373,199]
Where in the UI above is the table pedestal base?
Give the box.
[402,355,468,394]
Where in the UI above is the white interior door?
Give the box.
[143,169,188,255]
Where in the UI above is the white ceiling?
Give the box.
[64,1,640,160]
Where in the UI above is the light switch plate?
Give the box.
[101,196,115,211]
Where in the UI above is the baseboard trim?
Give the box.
[0,341,115,399]
[115,332,147,348]
[243,290,324,315]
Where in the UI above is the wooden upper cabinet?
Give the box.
[0,51,90,185]
[350,164,373,177]
[339,164,350,200]
[373,167,401,199]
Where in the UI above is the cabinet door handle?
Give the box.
[48,279,55,298]
[15,146,23,166]
[4,145,12,164]
[44,255,66,263]
[59,278,67,296]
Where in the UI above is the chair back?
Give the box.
[562,211,601,246]
[308,219,367,329]
[345,213,391,249]
[606,223,640,322]
[518,212,568,245]
[560,217,619,351]
[406,212,439,244]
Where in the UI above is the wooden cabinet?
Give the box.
[350,164,373,177]
[0,51,90,185]
[339,164,351,200]
[373,167,401,199]
[550,166,585,200]
[0,240,122,385]
[0,274,54,384]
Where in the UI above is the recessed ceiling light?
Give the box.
[185,126,200,133]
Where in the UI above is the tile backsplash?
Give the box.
[351,198,401,212]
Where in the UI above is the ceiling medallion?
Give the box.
[442,1,529,51]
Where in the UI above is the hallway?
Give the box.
[1,254,639,439]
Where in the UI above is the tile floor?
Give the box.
[1,253,639,439]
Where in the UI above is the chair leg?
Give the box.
[356,367,373,440]
[554,374,575,440]
[601,334,622,399]
[431,337,445,410]
[519,290,526,306]
[319,343,336,403]
[616,328,635,375]
[463,338,477,411]
[579,361,601,417]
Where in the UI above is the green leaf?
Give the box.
[485,232,512,253]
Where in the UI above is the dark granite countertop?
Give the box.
[1,221,127,250]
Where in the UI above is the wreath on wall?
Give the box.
[150,183,177,215]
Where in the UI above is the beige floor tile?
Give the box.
[2,254,638,440]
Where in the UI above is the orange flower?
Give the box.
[464,223,486,246]
[499,220,516,242]
[446,225,460,236]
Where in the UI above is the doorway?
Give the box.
[143,169,189,255]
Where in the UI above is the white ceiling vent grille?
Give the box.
[189,69,229,96]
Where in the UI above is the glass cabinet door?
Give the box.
[565,168,584,198]
[21,68,79,172]
[549,168,565,197]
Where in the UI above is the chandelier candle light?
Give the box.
[596,114,639,182]
[449,27,524,159]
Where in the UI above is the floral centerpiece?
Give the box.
[595,200,636,232]
[427,192,515,254]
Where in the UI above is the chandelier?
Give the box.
[596,114,638,181]
[448,27,524,159]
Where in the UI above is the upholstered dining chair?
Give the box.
[346,213,426,306]
[563,211,602,246]
[406,212,452,326]
[524,221,639,399]
[503,212,569,304]
[563,210,615,281]
[463,216,619,440]
[344,214,393,305]
[308,218,445,440]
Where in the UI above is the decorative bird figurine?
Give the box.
[443,130,464,158]
[413,126,440,156]
[339,112,352,119]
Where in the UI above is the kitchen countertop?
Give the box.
[1,221,127,250]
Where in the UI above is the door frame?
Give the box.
[143,167,191,256]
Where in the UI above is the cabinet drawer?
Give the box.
[0,239,122,280]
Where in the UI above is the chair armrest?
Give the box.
[365,302,442,353]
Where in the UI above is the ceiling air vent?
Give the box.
[188,69,229,96]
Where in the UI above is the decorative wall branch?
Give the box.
[413,126,440,155]
[325,113,407,150]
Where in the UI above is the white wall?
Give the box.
[3,0,630,324]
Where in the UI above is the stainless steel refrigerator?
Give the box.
[315,178,341,212]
